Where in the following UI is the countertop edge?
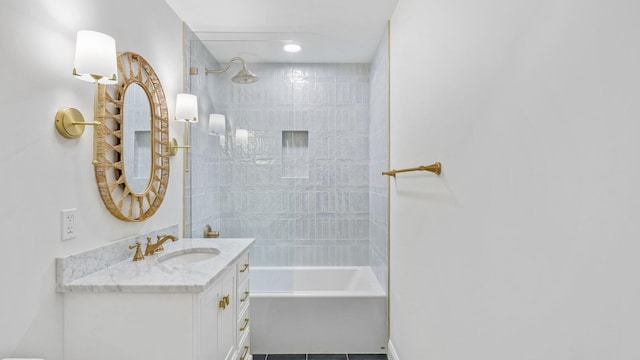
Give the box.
[57,238,254,294]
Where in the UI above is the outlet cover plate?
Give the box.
[61,208,77,241]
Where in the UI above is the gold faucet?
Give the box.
[144,234,178,256]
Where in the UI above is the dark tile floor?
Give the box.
[253,354,387,360]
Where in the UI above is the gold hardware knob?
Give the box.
[219,295,230,309]
[240,291,249,302]
[240,318,249,331]
[240,346,249,360]
[239,263,249,273]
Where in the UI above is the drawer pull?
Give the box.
[240,317,250,331]
[240,291,250,302]
[240,346,249,360]
[218,295,230,310]
[239,263,249,273]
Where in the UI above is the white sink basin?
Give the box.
[158,248,220,266]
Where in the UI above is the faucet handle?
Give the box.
[144,237,156,257]
[155,235,165,253]
[204,225,220,238]
[129,242,144,261]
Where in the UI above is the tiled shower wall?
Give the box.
[219,63,371,266]
[185,28,388,274]
[369,29,390,292]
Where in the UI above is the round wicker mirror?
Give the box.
[95,52,170,222]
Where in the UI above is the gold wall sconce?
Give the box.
[55,30,117,165]
[169,93,198,172]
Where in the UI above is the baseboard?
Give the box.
[387,339,399,360]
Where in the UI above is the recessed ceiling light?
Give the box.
[283,44,302,53]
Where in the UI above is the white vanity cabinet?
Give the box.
[198,266,236,360]
[216,266,237,360]
[62,248,252,360]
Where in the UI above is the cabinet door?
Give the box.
[199,280,221,360]
[218,268,237,360]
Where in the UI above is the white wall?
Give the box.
[0,1,184,358]
[389,0,640,359]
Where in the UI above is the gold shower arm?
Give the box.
[382,162,442,177]
[205,57,246,74]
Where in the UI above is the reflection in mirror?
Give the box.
[123,83,152,194]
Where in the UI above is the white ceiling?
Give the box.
[163,0,398,64]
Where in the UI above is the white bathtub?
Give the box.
[250,266,387,354]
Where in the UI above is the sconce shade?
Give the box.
[208,114,226,135]
[73,30,117,84]
[175,93,198,122]
[235,128,249,145]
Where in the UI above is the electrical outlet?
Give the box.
[61,209,77,241]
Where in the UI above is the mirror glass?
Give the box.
[122,83,152,194]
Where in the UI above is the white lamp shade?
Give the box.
[208,114,226,135]
[175,93,198,122]
[235,129,249,145]
[73,30,117,84]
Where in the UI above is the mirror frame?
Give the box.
[95,52,170,222]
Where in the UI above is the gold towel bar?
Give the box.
[382,162,442,177]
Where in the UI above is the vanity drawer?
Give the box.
[237,304,250,346]
[236,251,250,285]
[237,324,251,360]
[237,278,250,318]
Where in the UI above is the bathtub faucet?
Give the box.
[144,234,178,256]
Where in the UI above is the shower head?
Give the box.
[205,57,258,84]
[231,63,258,84]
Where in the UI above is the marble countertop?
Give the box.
[57,238,254,293]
